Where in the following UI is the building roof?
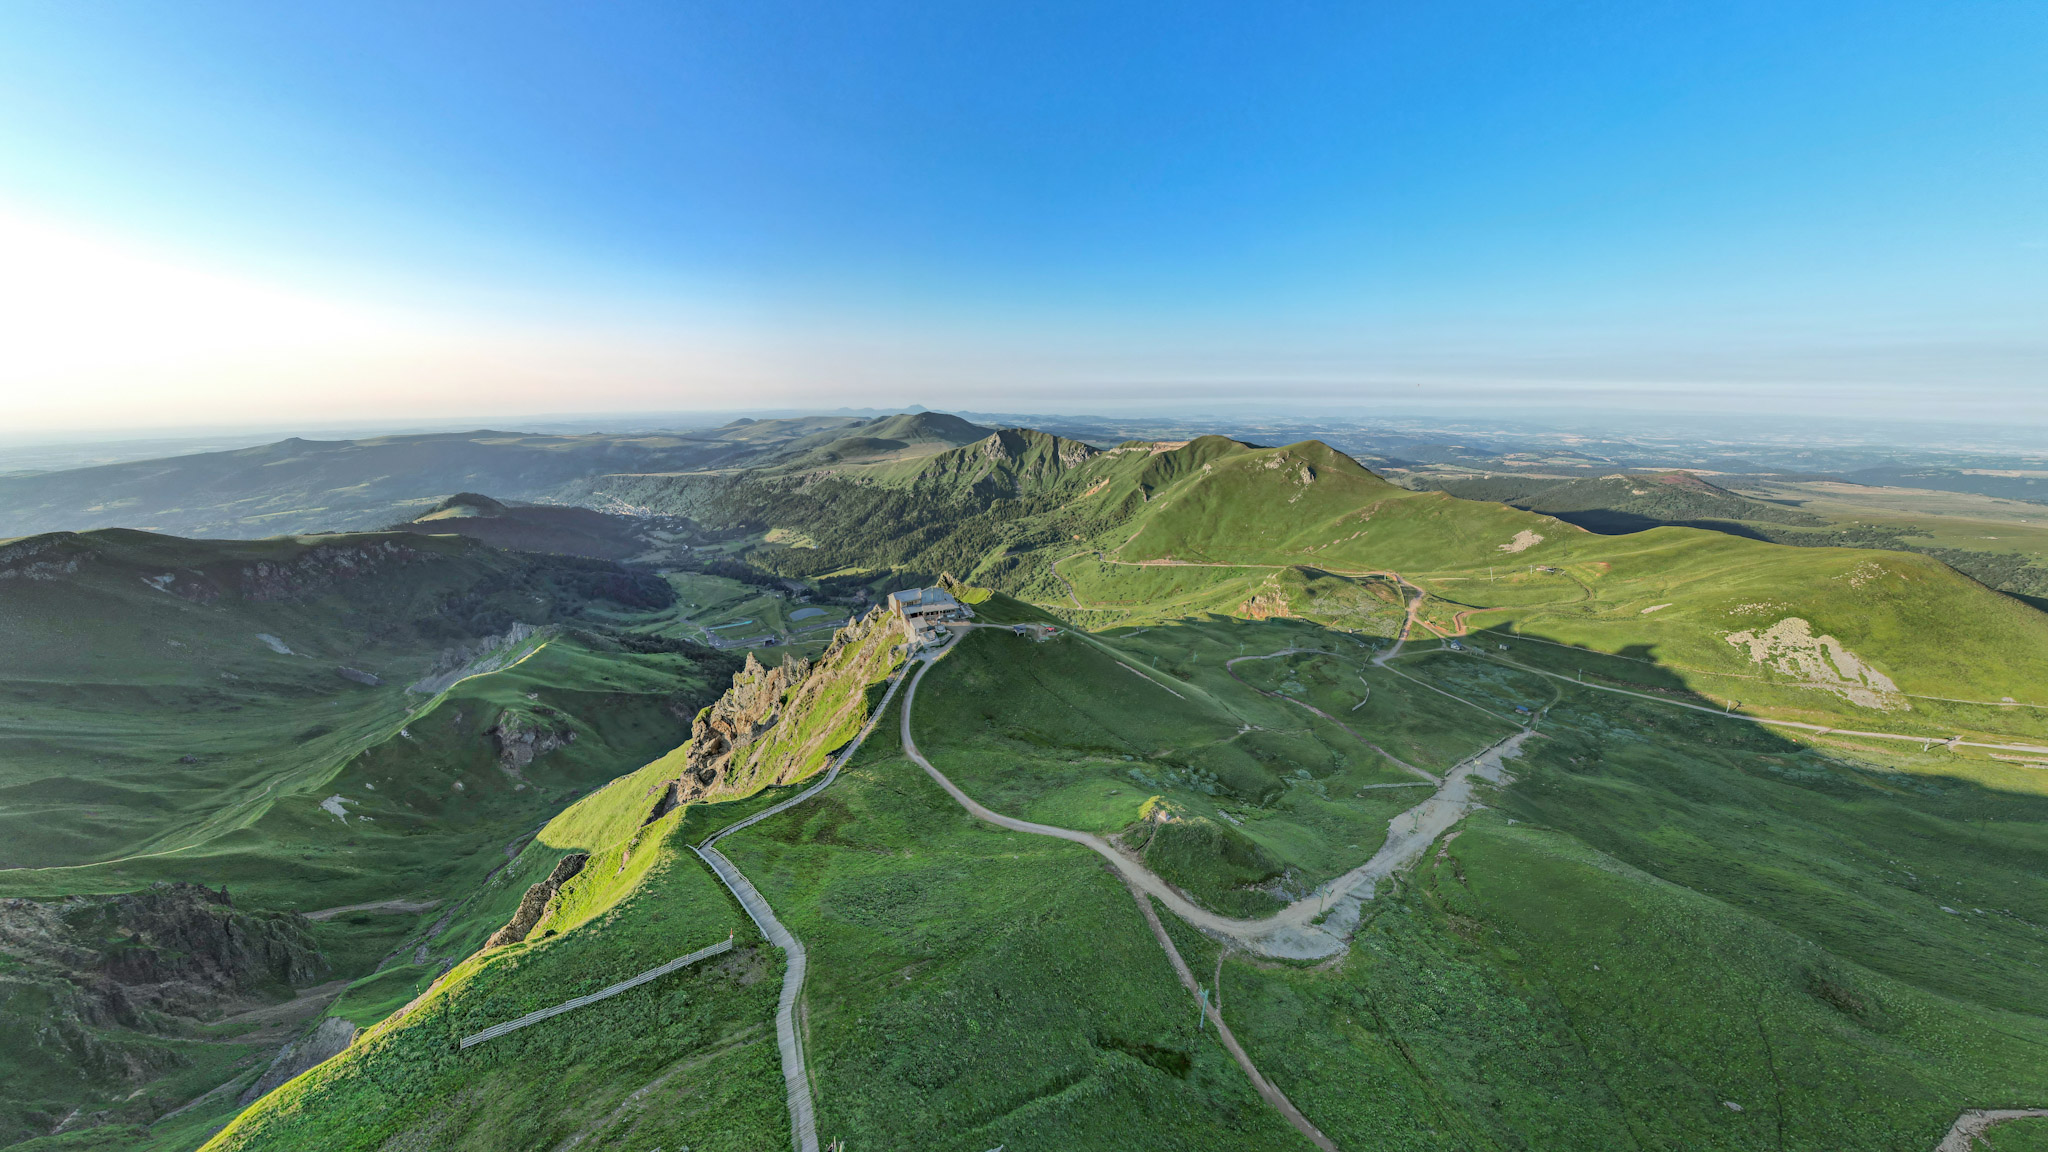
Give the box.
[888,586,959,611]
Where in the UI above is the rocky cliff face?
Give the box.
[648,606,899,815]
[0,884,324,1028]
[0,884,328,1139]
[673,651,814,802]
[483,853,590,949]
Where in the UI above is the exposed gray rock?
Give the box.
[483,853,589,949]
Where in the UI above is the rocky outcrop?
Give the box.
[483,853,589,949]
[236,1016,357,1105]
[1238,586,1292,620]
[0,534,88,583]
[489,712,576,779]
[647,606,899,813]
[237,539,428,603]
[673,652,814,802]
[0,884,328,1121]
[0,884,325,1027]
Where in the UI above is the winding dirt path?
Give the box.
[899,641,1532,960]
[1934,1108,2048,1151]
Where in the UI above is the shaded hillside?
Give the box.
[385,492,690,561]
[0,526,697,873]
[757,411,996,471]
[584,427,1114,586]
[1419,470,1827,533]
[0,420,867,540]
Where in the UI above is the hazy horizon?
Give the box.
[3,2,2045,433]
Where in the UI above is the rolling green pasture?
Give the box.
[1057,438,2048,740]
[626,567,852,655]
[723,691,1315,1152]
[913,623,1483,914]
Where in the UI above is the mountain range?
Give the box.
[3,414,2045,1152]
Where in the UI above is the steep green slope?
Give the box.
[203,601,914,1151]
[0,529,740,1149]
[584,429,2048,737]
[200,806,783,1152]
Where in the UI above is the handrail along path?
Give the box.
[690,665,910,1152]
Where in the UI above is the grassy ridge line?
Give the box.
[206,623,891,1149]
[678,637,913,1152]
[703,664,911,849]
[213,610,911,1148]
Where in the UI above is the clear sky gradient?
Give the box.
[2,1,2044,433]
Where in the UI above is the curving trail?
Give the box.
[1121,876,1339,1152]
[690,664,910,1152]
[901,628,1536,1151]
[1934,1109,2048,1151]
[693,844,817,1152]
[1223,648,1436,781]
[900,639,1530,960]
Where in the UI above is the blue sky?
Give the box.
[1,1,2044,432]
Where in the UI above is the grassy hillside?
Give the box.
[239,604,2048,1150]
[384,492,686,561]
[585,430,2048,737]
[203,596,916,1150]
[0,419,882,540]
[0,528,741,1149]
[25,420,2048,1151]
[199,805,783,1152]
[1420,470,1828,533]
[1066,439,2048,738]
